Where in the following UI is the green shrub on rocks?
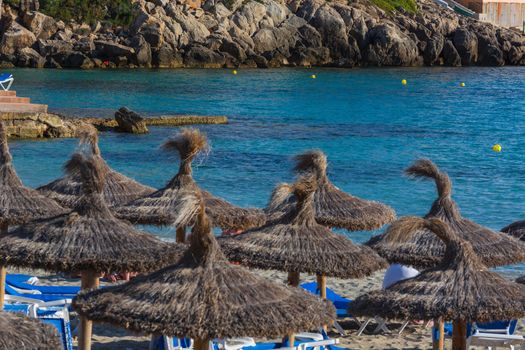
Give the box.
[369,0,418,13]
[5,0,134,26]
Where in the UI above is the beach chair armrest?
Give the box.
[295,333,324,341]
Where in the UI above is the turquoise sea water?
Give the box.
[7,67,525,276]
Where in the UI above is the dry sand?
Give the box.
[10,268,522,350]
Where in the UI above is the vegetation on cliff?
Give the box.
[5,0,133,26]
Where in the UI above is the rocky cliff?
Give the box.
[0,0,523,68]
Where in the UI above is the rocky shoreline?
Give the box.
[1,111,228,138]
[0,0,523,69]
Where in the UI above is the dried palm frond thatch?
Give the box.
[73,199,335,343]
[0,311,62,349]
[0,150,183,273]
[116,128,266,231]
[37,126,155,208]
[501,220,525,241]
[349,216,525,324]
[367,159,525,269]
[266,150,396,231]
[0,122,65,226]
[221,175,387,279]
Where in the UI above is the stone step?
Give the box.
[0,103,47,113]
[0,91,17,97]
[0,97,30,103]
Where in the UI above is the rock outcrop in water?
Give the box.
[1,112,228,138]
[0,0,523,68]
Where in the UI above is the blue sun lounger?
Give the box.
[154,332,341,350]
[6,274,80,295]
[0,73,13,91]
[37,305,74,350]
[300,282,354,335]
[5,283,74,303]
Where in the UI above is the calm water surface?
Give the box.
[8,67,525,276]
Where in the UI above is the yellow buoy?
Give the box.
[460,82,465,87]
[401,79,407,85]
[232,70,238,75]
[492,144,502,153]
[311,74,317,79]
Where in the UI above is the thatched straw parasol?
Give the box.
[349,217,525,350]
[0,150,184,350]
[367,159,525,269]
[0,311,62,349]
[0,121,66,309]
[37,126,155,208]
[221,175,387,299]
[501,220,525,240]
[266,150,396,231]
[116,128,266,242]
[73,200,336,350]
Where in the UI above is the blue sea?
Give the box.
[7,67,525,276]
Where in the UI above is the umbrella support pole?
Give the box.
[432,318,444,350]
[176,226,185,243]
[284,333,296,347]
[79,270,100,350]
[316,274,328,332]
[194,337,210,350]
[452,320,467,350]
[0,223,8,310]
[316,274,327,299]
[287,272,300,287]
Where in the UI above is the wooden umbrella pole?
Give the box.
[287,271,300,287]
[0,222,8,310]
[316,274,327,299]
[288,333,296,347]
[194,337,210,350]
[78,270,100,350]
[451,319,467,350]
[432,318,445,350]
[176,226,185,243]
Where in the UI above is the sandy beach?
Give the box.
[12,267,520,350]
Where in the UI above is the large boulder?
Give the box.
[423,33,444,66]
[21,11,57,40]
[152,44,183,67]
[184,45,225,67]
[16,47,45,68]
[169,7,210,43]
[442,39,461,66]
[309,5,351,61]
[363,23,420,66]
[220,39,247,61]
[130,35,152,67]
[476,31,504,66]
[114,107,149,134]
[452,28,477,66]
[94,40,136,58]
[37,39,74,56]
[0,22,37,55]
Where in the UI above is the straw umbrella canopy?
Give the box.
[0,150,184,350]
[0,121,66,309]
[349,217,525,350]
[266,150,396,231]
[73,200,336,350]
[221,175,388,298]
[0,311,62,349]
[501,220,525,240]
[37,126,155,208]
[367,159,525,269]
[116,128,266,242]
